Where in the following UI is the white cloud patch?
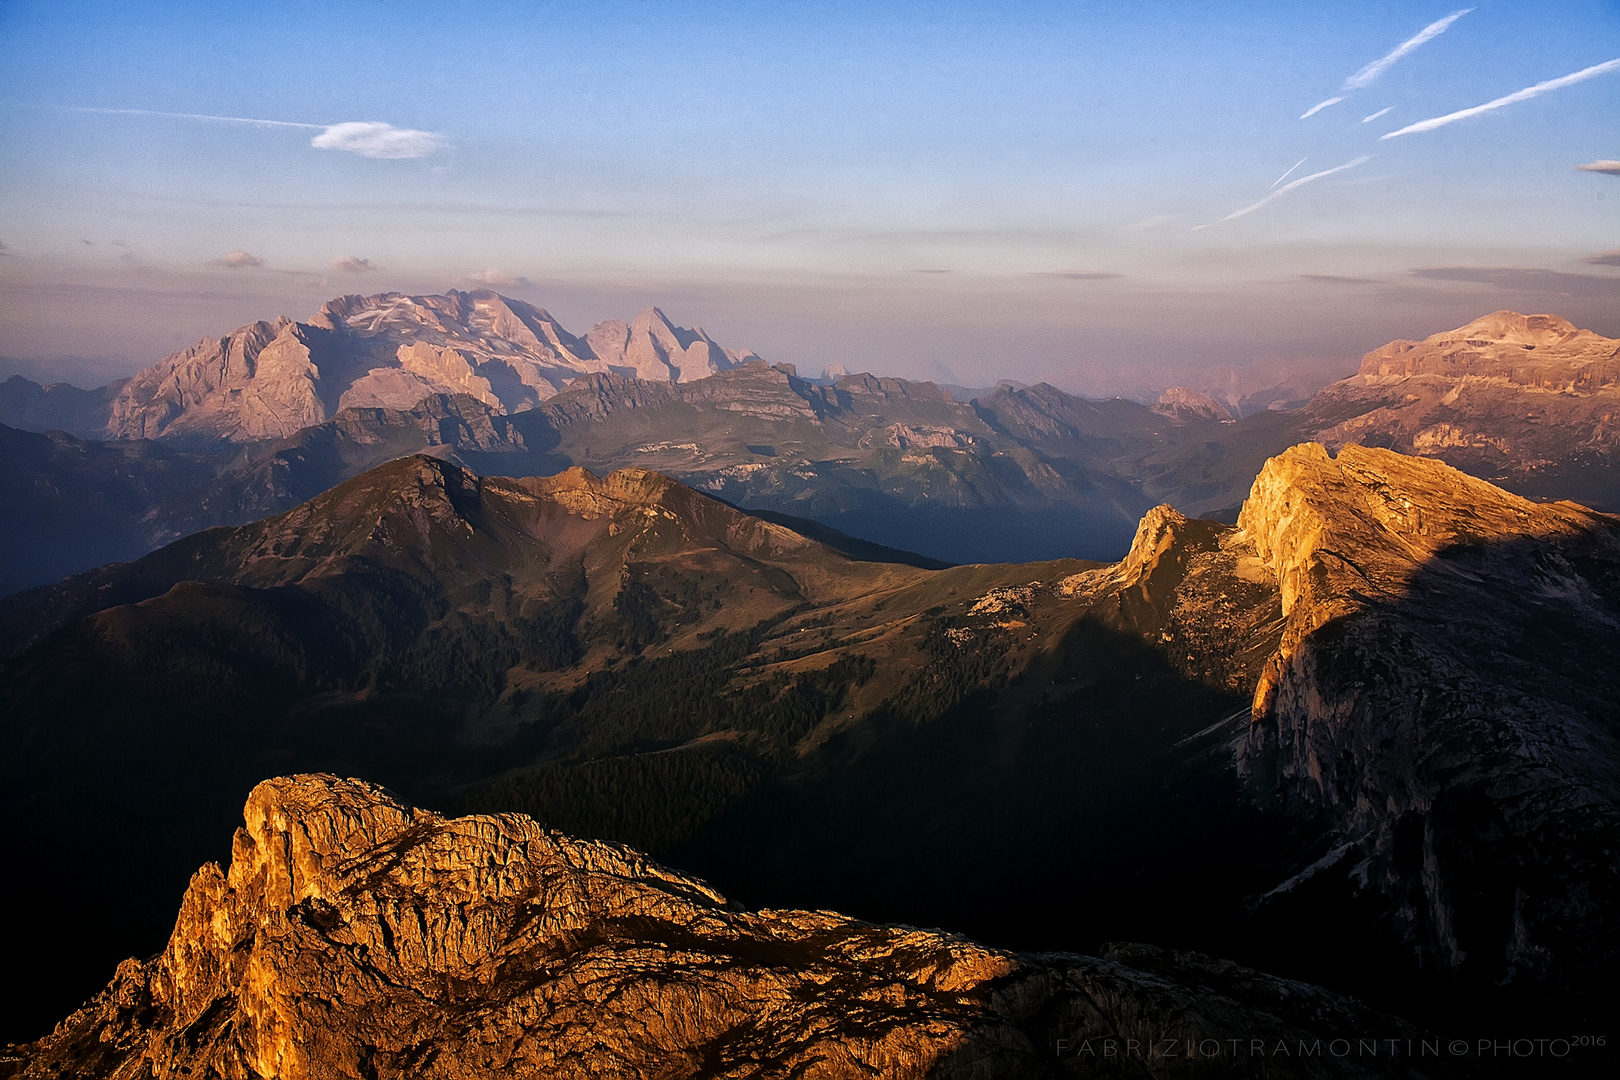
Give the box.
[1193,156,1372,230]
[467,269,531,288]
[218,249,264,268]
[311,122,446,159]
[1382,57,1620,138]
[1342,9,1473,91]
[332,256,379,273]
[1576,160,1620,175]
[1362,106,1395,123]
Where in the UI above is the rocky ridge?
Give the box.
[103,291,760,443]
[1232,443,1620,987]
[6,775,1431,1080]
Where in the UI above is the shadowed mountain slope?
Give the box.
[4,446,1617,1054]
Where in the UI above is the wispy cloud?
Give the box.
[70,106,321,129]
[215,249,264,269]
[332,256,379,273]
[1193,157,1371,230]
[1409,265,1620,300]
[1584,250,1620,266]
[466,269,531,288]
[69,107,446,159]
[1576,160,1620,175]
[1301,274,1379,285]
[1383,57,1620,138]
[1362,106,1394,123]
[1122,214,1176,232]
[310,121,446,159]
[1032,271,1123,280]
[1271,157,1308,188]
[1301,11,1470,120]
[1343,10,1472,91]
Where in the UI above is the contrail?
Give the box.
[1343,9,1473,91]
[1193,156,1372,230]
[70,107,323,129]
[1300,97,1343,119]
[1271,158,1308,188]
[1362,106,1394,123]
[1382,56,1620,138]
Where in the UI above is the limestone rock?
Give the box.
[584,306,760,383]
[7,775,1429,1080]
[1233,443,1620,985]
[1310,311,1620,506]
[1152,386,1232,423]
[104,292,760,443]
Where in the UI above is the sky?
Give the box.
[0,0,1616,400]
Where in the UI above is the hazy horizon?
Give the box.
[2,0,1616,399]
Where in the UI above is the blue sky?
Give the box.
[1,0,1616,397]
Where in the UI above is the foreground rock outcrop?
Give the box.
[7,775,1434,1080]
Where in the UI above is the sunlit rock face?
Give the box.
[103,291,760,443]
[1152,386,1232,423]
[1234,443,1620,988]
[9,775,1426,1080]
[1308,311,1620,508]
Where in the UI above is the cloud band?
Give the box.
[1343,9,1473,91]
[1194,156,1371,230]
[1382,57,1620,138]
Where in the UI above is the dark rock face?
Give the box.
[6,776,1432,1080]
[1235,444,1620,993]
[0,375,126,439]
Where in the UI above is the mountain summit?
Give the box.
[104,291,761,443]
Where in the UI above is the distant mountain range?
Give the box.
[2,298,1615,597]
[4,290,762,445]
[2,443,1615,1054]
